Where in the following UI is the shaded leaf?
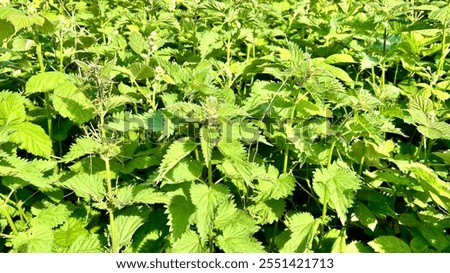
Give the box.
[368,236,411,253]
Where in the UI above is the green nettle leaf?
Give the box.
[359,53,379,71]
[325,54,356,64]
[6,13,44,31]
[331,230,347,253]
[26,72,95,124]
[429,4,450,25]
[129,62,154,80]
[30,203,73,228]
[156,138,197,182]
[26,71,72,94]
[52,80,95,124]
[247,199,286,225]
[115,184,169,206]
[113,208,150,249]
[103,95,131,113]
[417,122,450,140]
[167,195,196,240]
[67,234,103,253]
[353,202,378,232]
[190,183,229,242]
[216,225,266,253]
[165,159,203,183]
[368,236,411,253]
[0,92,27,125]
[0,19,15,41]
[35,16,54,34]
[63,137,102,162]
[219,159,256,186]
[255,173,296,202]
[279,212,320,253]
[313,162,362,224]
[344,241,373,253]
[409,95,434,116]
[122,156,160,174]
[403,163,450,212]
[172,230,206,253]
[418,226,450,251]
[314,58,354,83]
[213,200,265,252]
[129,31,147,55]
[214,201,259,235]
[217,139,247,161]
[166,101,203,118]
[12,225,54,252]
[410,236,433,253]
[198,30,221,59]
[62,173,107,201]
[127,209,169,253]
[54,218,89,248]
[11,38,35,51]
[158,12,180,31]
[9,122,52,158]
[0,156,55,190]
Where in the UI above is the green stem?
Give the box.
[100,114,118,253]
[13,194,27,223]
[358,155,365,176]
[393,62,399,85]
[321,188,329,224]
[354,71,360,85]
[105,157,113,199]
[36,42,45,73]
[320,140,335,241]
[0,198,18,236]
[283,144,290,174]
[44,92,52,141]
[371,67,376,88]
[226,32,232,87]
[194,146,200,161]
[319,187,329,245]
[227,33,232,65]
[382,25,387,58]
[207,160,213,186]
[271,221,279,251]
[415,137,424,160]
[59,30,64,72]
[327,140,337,168]
[437,22,448,76]
[424,139,435,164]
[36,36,57,172]
[284,91,303,174]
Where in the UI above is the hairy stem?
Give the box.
[36,36,58,172]
[100,114,118,253]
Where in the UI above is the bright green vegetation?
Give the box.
[0,0,449,253]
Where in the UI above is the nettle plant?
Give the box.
[0,0,449,253]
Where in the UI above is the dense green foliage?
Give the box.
[0,0,450,253]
